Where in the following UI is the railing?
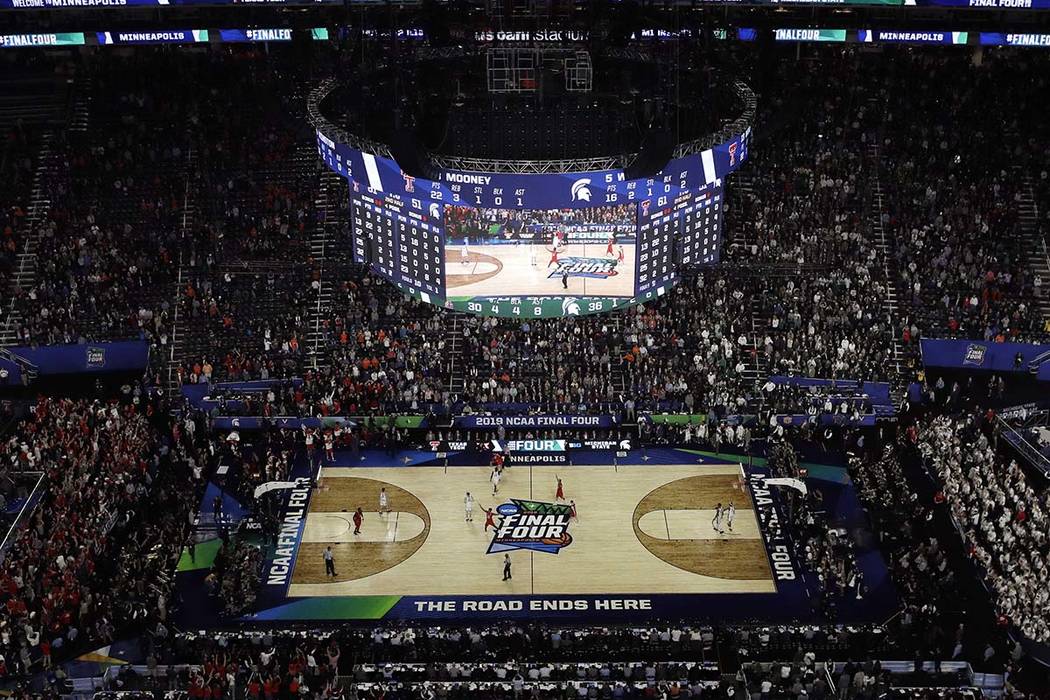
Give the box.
[0,347,37,383]
[995,413,1050,479]
[0,471,44,565]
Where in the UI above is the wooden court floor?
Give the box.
[444,243,637,298]
[287,465,777,597]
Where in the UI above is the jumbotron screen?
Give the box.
[348,183,723,317]
[444,204,637,299]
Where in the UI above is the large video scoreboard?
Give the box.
[349,185,724,317]
[331,125,744,317]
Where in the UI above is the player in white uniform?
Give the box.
[379,487,389,516]
[490,468,501,495]
[726,501,736,532]
[324,432,335,463]
[461,236,470,265]
[711,502,724,535]
[464,491,475,521]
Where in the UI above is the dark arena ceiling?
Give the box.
[1,0,1049,44]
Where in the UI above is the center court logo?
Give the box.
[487,500,573,555]
[570,178,592,202]
[548,257,619,280]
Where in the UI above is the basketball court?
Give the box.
[175,448,898,625]
[287,463,774,598]
[445,243,637,298]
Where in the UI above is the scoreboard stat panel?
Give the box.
[351,193,446,298]
[679,185,724,266]
[636,201,680,296]
[635,184,724,295]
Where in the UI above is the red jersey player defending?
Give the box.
[555,476,565,502]
[546,246,560,268]
[483,507,497,532]
[569,500,577,520]
[606,234,616,257]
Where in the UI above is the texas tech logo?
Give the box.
[547,257,619,280]
[487,500,573,555]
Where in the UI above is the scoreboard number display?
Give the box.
[351,195,398,280]
[352,193,446,299]
[678,183,724,266]
[636,198,680,296]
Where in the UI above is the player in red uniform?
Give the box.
[569,500,577,520]
[483,507,497,532]
[546,246,561,268]
[555,476,565,502]
[606,234,616,257]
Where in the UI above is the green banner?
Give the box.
[350,415,424,429]
[1,33,86,48]
[774,29,848,43]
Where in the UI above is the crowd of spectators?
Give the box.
[1,48,1045,409]
[0,397,174,674]
[0,122,37,313]
[918,414,1050,644]
[724,54,896,384]
[204,540,262,618]
[883,55,1049,346]
[178,270,313,383]
[77,624,1034,700]
[320,269,450,413]
[12,55,187,353]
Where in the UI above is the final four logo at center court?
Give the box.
[548,257,619,280]
[487,500,574,555]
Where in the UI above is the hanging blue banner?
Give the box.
[7,341,149,376]
[920,339,1050,372]
[453,415,617,429]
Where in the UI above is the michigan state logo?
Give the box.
[487,500,573,555]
